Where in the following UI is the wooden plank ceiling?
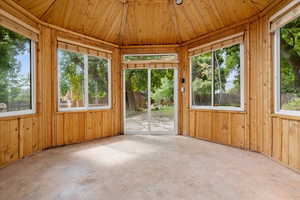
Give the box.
[13,0,273,45]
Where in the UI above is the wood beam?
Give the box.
[119,0,129,45]
[40,0,57,20]
[168,0,182,43]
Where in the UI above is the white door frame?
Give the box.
[123,68,178,135]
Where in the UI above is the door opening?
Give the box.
[124,68,178,135]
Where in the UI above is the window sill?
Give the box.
[190,106,245,113]
[57,106,112,114]
[0,110,36,120]
[272,111,300,121]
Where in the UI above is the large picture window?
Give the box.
[275,17,300,115]
[58,49,111,111]
[275,16,300,115]
[0,25,35,117]
[190,43,244,110]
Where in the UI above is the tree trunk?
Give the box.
[126,72,137,112]
[280,38,300,92]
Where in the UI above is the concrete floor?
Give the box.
[0,135,300,200]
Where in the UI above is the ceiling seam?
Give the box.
[119,0,129,45]
[242,0,262,11]
[40,0,58,19]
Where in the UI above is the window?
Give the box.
[190,43,244,110]
[124,54,177,62]
[0,25,35,117]
[58,49,111,111]
[275,16,300,115]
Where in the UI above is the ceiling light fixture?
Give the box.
[175,0,183,5]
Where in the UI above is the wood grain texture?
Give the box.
[186,1,300,174]
[271,118,300,171]
[0,4,122,167]
[10,0,273,45]
[189,111,246,149]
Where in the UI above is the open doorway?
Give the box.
[124,68,178,135]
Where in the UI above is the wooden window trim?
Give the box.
[189,43,245,112]
[272,1,300,117]
[57,38,112,59]
[0,9,39,41]
[57,48,112,112]
[270,1,300,32]
[188,32,244,57]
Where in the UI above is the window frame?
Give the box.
[189,43,245,111]
[123,53,178,62]
[274,28,300,117]
[57,48,112,112]
[0,38,36,118]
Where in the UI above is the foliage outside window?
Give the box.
[58,49,111,111]
[276,16,300,114]
[191,44,243,110]
[0,25,35,117]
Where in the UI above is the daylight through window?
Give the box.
[190,43,243,110]
[58,49,111,111]
[0,25,35,117]
[275,16,300,115]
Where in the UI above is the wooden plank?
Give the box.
[32,117,39,152]
[272,117,282,161]
[79,113,86,142]
[195,111,212,141]
[102,111,109,138]
[288,120,300,170]
[231,113,245,149]
[56,114,64,145]
[282,119,290,165]
[86,112,95,141]
[189,111,195,137]
[6,120,19,164]
[63,114,72,144]
[0,121,9,165]
[20,118,33,157]
[212,112,230,145]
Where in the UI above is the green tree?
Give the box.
[279,17,300,110]
[59,51,84,107]
[152,77,174,106]
[191,52,212,105]
[88,56,108,105]
[0,26,30,111]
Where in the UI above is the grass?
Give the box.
[282,97,300,111]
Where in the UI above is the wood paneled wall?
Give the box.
[0,6,122,167]
[189,111,246,149]
[182,24,249,150]
[184,0,300,173]
[248,16,272,155]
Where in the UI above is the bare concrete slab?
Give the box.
[0,135,300,200]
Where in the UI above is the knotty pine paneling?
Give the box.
[54,110,120,146]
[272,117,300,172]
[0,120,19,166]
[189,111,246,149]
[0,5,122,167]
[248,16,272,155]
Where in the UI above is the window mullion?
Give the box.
[211,51,215,107]
[31,40,36,113]
[84,55,89,109]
